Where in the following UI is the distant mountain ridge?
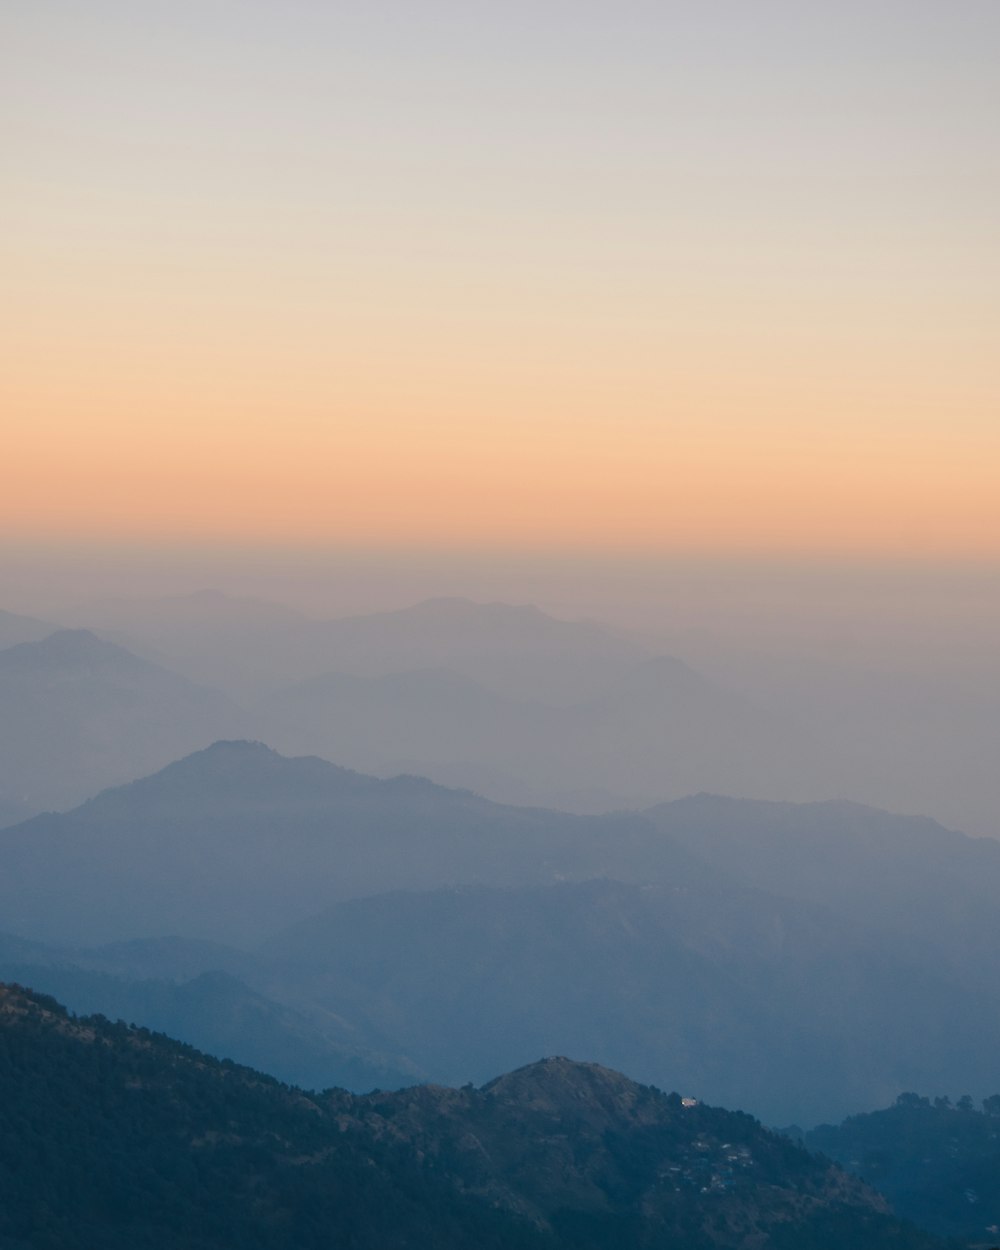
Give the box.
[0,606,61,649]
[644,793,1000,990]
[6,742,1000,1121]
[0,740,682,946]
[67,592,648,704]
[28,588,1000,833]
[254,636,829,813]
[0,630,246,813]
[0,627,142,672]
[253,875,1000,1124]
[0,951,418,1093]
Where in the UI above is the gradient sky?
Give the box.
[4,1,998,557]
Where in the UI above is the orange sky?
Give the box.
[4,2,998,558]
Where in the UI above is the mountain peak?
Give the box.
[192,738,278,759]
[131,738,324,784]
[70,740,381,820]
[482,1055,647,1116]
[0,629,134,672]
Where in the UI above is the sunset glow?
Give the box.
[4,2,998,557]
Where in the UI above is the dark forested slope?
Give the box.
[0,984,936,1250]
[807,1094,1000,1243]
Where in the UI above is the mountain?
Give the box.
[257,650,828,814]
[10,868,997,1123]
[669,635,1000,838]
[0,605,57,649]
[374,755,640,813]
[257,878,1000,1126]
[0,630,246,811]
[8,746,1000,1121]
[566,655,831,805]
[56,590,1000,833]
[294,596,647,703]
[0,740,689,945]
[0,956,417,1093]
[62,591,933,818]
[61,591,839,809]
[66,588,314,698]
[258,664,535,775]
[65,592,648,702]
[0,927,418,1093]
[0,983,937,1250]
[644,794,1000,989]
[0,794,33,829]
[806,1093,1000,1243]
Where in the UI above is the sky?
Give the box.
[3,1,999,561]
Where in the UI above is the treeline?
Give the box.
[807,1093,1000,1242]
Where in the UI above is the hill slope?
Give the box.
[258,878,1000,1125]
[646,794,1000,987]
[806,1094,1000,1243]
[0,983,936,1250]
[0,951,419,1093]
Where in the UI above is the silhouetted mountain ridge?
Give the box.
[0,628,144,673]
[644,792,1000,979]
[0,742,683,945]
[256,875,1000,1124]
[0,607,63,648]
[44,588,1000,833]
[7,744,1000,1121]
[76,739,385,810]
[0,632,246,812]
[0,982,938,1250]
[0,954,417,1093]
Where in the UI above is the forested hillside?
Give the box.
[0,984,938,1250]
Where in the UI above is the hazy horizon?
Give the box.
[3,539,999,839]
[5,542,1000,647]
[5,1,999,563]
[6,1,997,691]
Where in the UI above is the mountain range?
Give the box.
[5,591,999,834]
[65,591,647,703]
[0,629,245,814]
[0,739,672,945]
[0,600,821,819]
[5,741,1000,1123]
